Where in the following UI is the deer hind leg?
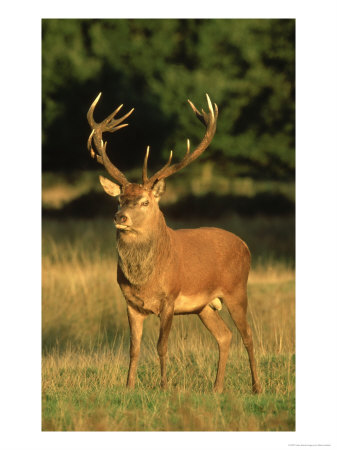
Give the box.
[198,305,232,393]
[223,289,262,394]
[126,305,147,389]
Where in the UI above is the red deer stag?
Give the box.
[87,92,261,394]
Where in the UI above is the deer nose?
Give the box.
[114,211,129,224]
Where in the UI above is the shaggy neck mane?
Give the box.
[116,213,170,286]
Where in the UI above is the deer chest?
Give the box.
[119,282,164,316]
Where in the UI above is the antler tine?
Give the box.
[186,138,190,156]
[144,94,218,187]
[87,92,101,128]
[142,146,150,183]
[206,93,214,116]
[87,93,134,186]
[104,103,124,123]
[104,106,135,132]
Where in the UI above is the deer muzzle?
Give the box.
[114,211,131,230]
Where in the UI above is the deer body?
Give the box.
[86,93,261,393]
[118,225,250,316]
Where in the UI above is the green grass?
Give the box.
[42,213,295,431]
[42,349,295,431]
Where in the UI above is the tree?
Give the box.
[42,19,295,179]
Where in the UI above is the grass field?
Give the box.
[42,171,295,431]
[42,211,295,431]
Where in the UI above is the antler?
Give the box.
[87,93,134,186]
[142,94,218,187]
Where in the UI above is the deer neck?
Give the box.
[116,212,170,286]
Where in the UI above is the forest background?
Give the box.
[42,19,295,180]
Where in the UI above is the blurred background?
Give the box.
[42,18,295,175]
[42,19,295,241]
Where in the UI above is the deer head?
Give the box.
[87,93,218,237]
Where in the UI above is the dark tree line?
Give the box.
[42,19,295,179]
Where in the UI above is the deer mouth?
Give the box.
[115,223,131,231]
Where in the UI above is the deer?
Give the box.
[86,92,262,394]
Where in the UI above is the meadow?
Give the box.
[42,170,295,431]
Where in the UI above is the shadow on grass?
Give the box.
[42,323,126,355]
[42,190,294,220]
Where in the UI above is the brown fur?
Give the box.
[90,94,261,393]
[117,236,155,285]
[100,180,261,393]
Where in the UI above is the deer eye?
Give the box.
[141,200,149,207]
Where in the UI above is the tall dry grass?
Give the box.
[42,216,295,431]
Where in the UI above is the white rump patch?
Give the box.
[209,298,222,311]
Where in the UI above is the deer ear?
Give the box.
[99,176,121,197]
[152,179,166,201]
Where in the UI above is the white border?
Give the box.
[1,1,337,449]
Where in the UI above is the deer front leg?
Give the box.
[126,305,147,389]
[157,304,174,389]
